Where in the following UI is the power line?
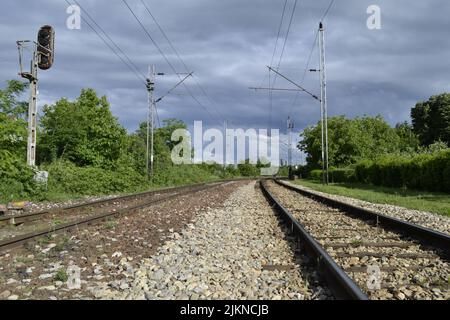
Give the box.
[63,0,146,87]
[287,30,318,117]
[274,0,299,74]
[122,0,223,127]
[269,0,289,69]
[72,0,146,81]
[321,0,336,21]
[139,0,230,127]
[287,0,335,118]
[269,0,300,130]
[260,0,288,131]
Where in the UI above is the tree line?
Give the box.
[0,81,272,202]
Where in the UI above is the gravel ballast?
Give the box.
[267,181,449,300]
[283,181,450,235]
[93,182,331,300]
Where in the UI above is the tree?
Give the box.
[128,119,188,175]
[395,122,419,152]
[411,93,450,146]
[39,89,127,168]
[238,159,259,177]
[0,80,28,118]
[299,116,402,168]
[0,81,28,157]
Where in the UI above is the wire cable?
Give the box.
[287,0,335,118]
[63,0,146,87]
[139,0,230,126]
[269,0,300,130]
[122,0,223,126]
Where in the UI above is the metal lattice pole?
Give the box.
[287,117,294,179]
[319,22,329,184]
[146,66,155,180]
[27,48,38,167]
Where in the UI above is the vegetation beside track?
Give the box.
[0,80,284,203]
[297,93,450,193]
[293,179,450,217]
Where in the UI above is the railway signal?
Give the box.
[17,25,55,168]
[37,25,55,70]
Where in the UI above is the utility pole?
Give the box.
[26,49,38,167]
[17,26,55,168]
[145,68,191,179]
[319,22,329,185]
[223,120,227,172]
[146,66,155,180]
[287,117,294,179]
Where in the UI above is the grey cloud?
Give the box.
[1,0,449,163]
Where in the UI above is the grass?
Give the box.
[105,219,117,230]
[54,269,69,282]
[293,180,450,217]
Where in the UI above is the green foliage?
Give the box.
[0,150,39,202]
[355,160,374,184]
[0,113,27,156]
[309,168,355,183]
[330,168,356,183]
[310,170,323,181]
[354,150,450,192]
[0,80,28,157]
[39,89,127,168]
[294,179,450,216]
[43,160,146,196]
[0,80,28,117]
[237,159,260,177]
[395,122,420,153]
[299,116,410,168]
[54,269,69,282]
[412,93,450,146]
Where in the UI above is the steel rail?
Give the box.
[0,178,255,226]
[275,179,450,254]
[0,182,228,252]
[259,180,369,300]
[0,183,209,226]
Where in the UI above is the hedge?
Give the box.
[309,168,356,183]
[330,168,356,183]
[355,150,450,192]
[310,170,323,181]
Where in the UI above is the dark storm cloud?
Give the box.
[1,0,449,157]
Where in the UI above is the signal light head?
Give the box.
[37,25,55,70]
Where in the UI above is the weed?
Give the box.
[105,219,117,230]
[54,269,69,282]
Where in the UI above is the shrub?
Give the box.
[0,150,40,202]
[43,160,146,196]
[330,168,356,183]
[353,150,450,192]
[310,170,323,181]
[355,160,374,184]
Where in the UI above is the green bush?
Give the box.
[355,160,374,184]
[310,170,323,181]
[354,150,450,192]
[44,160,146,196]
[330,168,356,183]
[0,150,40,202]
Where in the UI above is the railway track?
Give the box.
[0,181,231,252]
[261,179,450,300]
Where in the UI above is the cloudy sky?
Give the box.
[1,0,449,164]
